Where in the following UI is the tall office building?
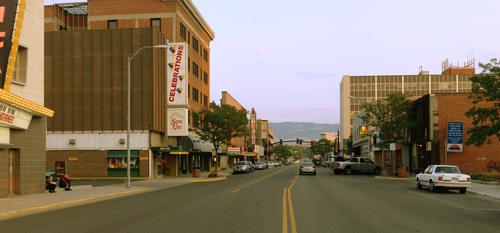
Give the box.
[44,0,214,178]
[339,61,475,149]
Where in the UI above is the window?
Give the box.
[192,62,199,77]
[108,20,118,29]
[203,48,208,61]
[151,18,161,28]
[180,23,186,39]
[12,46,27,84]
[192,87,199,102]
[203,95,208,107]
[192,37,199,52]
[203,71,208,84]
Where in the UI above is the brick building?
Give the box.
[409,93,500,174]
[44,0,215,178]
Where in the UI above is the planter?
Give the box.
[398,166,407,178]
[193,168,201,178]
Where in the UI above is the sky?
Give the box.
[45,0,500,124]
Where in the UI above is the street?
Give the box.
[1,165,499,233]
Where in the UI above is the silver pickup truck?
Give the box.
[332,157,382,175]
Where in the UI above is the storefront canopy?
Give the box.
[188,132,215,153]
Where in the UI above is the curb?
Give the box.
[190,176,228,183]
[374,176,413,181]
[0,188,149,220]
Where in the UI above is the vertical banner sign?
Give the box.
[447,122,463,152]
[166,42,188,105]
[251,108,256,145]
[0,0,19,89]
[167,108,188,136]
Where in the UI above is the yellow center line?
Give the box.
[283,174,299,233]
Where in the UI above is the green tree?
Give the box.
[360,93,413,149]
[273,144,292,161]
[192,102,248,175]
[465,58,500,146]
[309,138,333,159]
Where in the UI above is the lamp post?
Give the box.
[127,45,168,188]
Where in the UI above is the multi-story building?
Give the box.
[0,1,54,198]
[340,63,475,151]
[43,0,214,178]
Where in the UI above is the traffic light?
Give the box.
[280,139,283,145]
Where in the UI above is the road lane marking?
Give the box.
[283,174,299,233]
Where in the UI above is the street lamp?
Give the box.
[127,44,168,188]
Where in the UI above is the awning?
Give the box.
[188,132,215,153]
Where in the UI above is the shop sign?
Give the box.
[0,102,33,129]
[447,122,463,152]
[0,0,19,89]
[166,42,188,106]
[167,108,188,136]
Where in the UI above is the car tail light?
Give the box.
[438,176,443,181]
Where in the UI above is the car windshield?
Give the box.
[302,162,314,166]
[235,161,246,165]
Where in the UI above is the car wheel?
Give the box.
[416,179,422,189]
[299,172,302,175]
[344,167,352,175]
[314,172,316,175]
[374,168,382,176]
[430,181,437,192]
[334,170,341,175]
[459,188,467,194]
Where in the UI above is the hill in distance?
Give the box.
[269,122,340,142]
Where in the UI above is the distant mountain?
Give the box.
[269,122,340,142]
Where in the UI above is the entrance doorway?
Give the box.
[9,149,20,195]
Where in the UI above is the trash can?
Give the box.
[193,168,201,178]
[398,166,407,178]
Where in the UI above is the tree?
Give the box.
[309,138,333,159]
[465,58,500,146]
[360,92,413,149]
[273,144,292,161]
[192,102,248,176]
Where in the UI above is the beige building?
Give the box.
[0,1,54,198]
[339,64,475,151]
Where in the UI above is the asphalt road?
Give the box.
[1,165,499,233]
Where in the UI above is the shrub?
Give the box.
[486,159,500,172]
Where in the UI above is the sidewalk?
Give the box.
[0,171,231,220]
[1,171,498,220]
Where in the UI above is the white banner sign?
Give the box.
[166,42,188,106]
[167,108,188,136]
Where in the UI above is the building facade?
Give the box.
[44,0,214,178]
[0,1,54,198]
[340,65,475,151]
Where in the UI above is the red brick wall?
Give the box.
[436,93,500,173]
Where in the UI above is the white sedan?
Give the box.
[416,165,471,194]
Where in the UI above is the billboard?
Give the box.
[447,122,463,152]
[167,108,188,136]
[0,0,22,89]
[166,43,188,106]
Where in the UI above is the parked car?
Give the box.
[332,157,382,175]
[416,165,471,194]
[274,161,282,166]
[267,161,276,168]
[254,162,267,170]
[299,161,316,175]
[233,161,254,174]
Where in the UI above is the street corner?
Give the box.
[190,176,228,183]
